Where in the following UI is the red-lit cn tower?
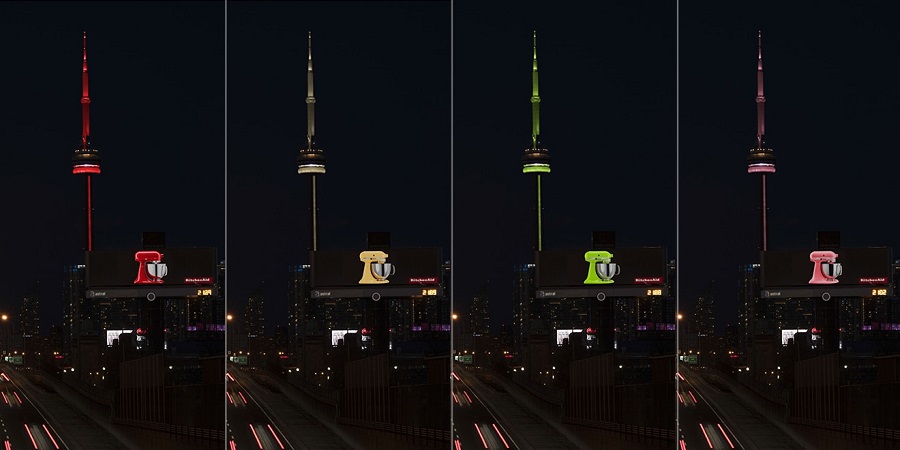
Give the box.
[297,32,326,251]
[746,31,775,251]
[72,32,102,251]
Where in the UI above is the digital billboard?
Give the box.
[311,248,442,288]
[536,248,667,287]
[86,248,217,288]
[761,248,891,288]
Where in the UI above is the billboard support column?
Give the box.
[368,295,389,355]
[591,295,614,354]
[146,294,164,354]
[818,295,838,355]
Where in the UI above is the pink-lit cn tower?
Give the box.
[71,32,102,251]
[746,31,775,251]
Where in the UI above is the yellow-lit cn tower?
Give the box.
[297,32,327,251]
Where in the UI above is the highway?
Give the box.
[226,370,292,450]
[677,369,740,450]
[453,369,515,450]
[0,371,66,450]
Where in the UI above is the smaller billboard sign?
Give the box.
[331,329,358,346]
[107,329,132,346]
[556,329,583,346]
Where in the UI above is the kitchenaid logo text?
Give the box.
[860,277,888,284]
[185,277,212,284]
[409,277,438,284]
[634,277,663,284]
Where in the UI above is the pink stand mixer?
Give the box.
[809,250,840,284]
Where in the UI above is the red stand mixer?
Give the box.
[134,250,167,284]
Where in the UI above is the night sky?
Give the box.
[0,2,224,331]
[681,1,900,332]
[454,2,677,331]
[227,2,451,331]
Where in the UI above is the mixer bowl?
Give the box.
[821,262,842,278]
[595,263,620,280]
[372,263,395,279]
[148,262,167,278]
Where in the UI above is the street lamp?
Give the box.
[451,313,459,358]
[0,314,8,357]
[226,313,235,356]
[676,313,684,358]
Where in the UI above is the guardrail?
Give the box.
[41,369,114,407]
[337,417,451,442]
[562,416,677,441]
[788,417,900,442]
[113,417,227,442]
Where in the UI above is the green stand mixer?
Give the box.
[584,250,620,284]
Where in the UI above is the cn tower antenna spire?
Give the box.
[307,31,315,149]
[756,30,765,149]
[82,31,91,149]
[531,30,540,148]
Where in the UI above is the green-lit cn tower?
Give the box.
[521,31,550,251]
